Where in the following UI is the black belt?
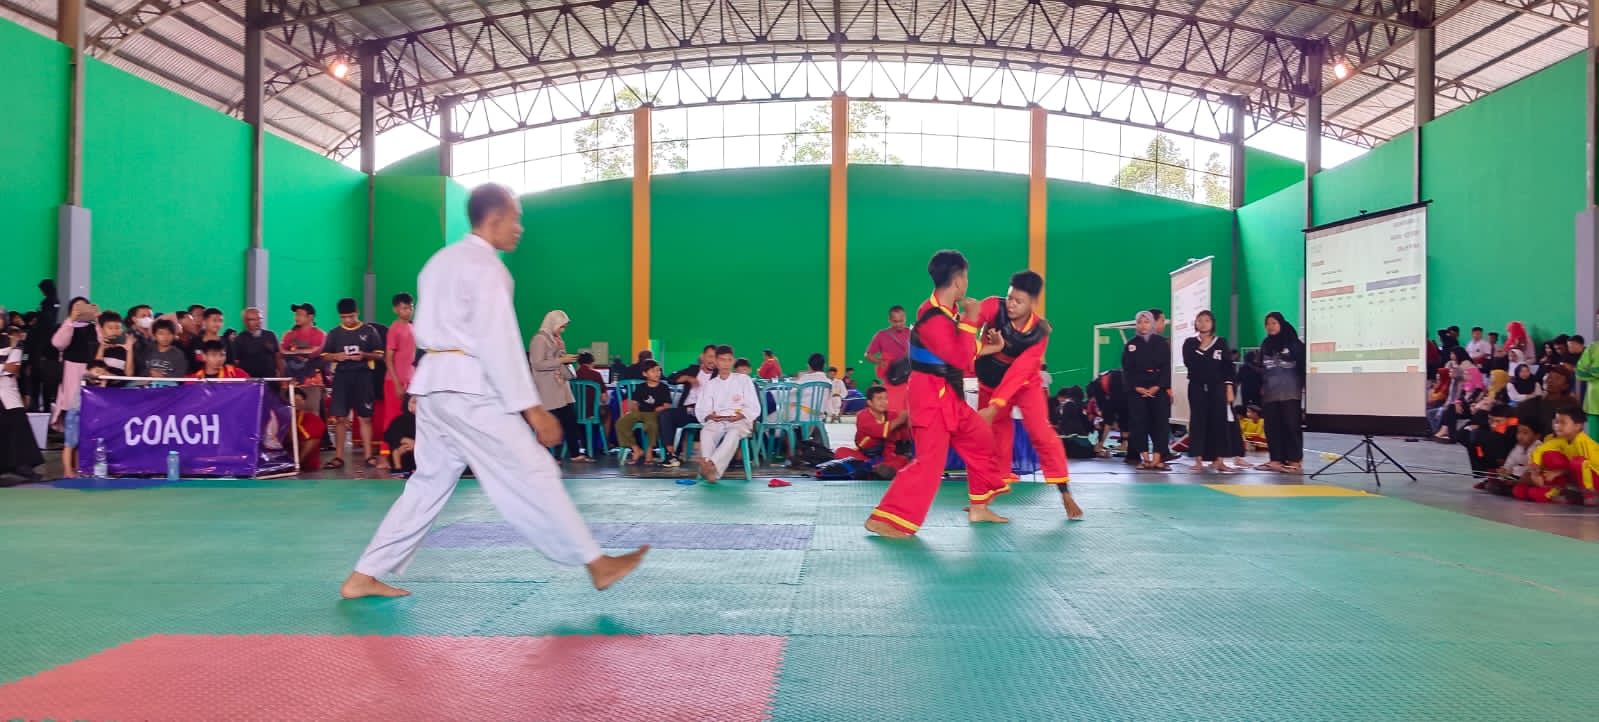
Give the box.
[910,359,964,390]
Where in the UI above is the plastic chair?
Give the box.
[754,382,800,463]
[679,424,755,483]
[792,381,832,447]
[569,380,606,457]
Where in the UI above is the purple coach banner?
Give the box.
[78,382,277,477]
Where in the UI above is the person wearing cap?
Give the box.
[321,298,384,470]
[342,183,645,600]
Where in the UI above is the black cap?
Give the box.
[337,298,358,315]
[290,303,316,316]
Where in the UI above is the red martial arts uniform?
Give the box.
[835,408,911,471]
[868,295,1010,535]
[972,298,1070,488]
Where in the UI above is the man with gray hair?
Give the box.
[229,307,281,382]
[341,183,646,599]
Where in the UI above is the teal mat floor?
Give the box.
[3,475,1599,720]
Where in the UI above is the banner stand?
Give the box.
[79,377,298,479]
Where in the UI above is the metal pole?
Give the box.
[437,96,456,177]
[243,0,268,312]
[1228,96,1246,340]
[1414,0,1435,203]
[361,43,378,321]
[1304,44,1325,229]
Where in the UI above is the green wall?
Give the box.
[1243,147,1303,206]
[654,167,830,372]
[1047,180,1235,376]
[1310,130,1414,227]
[84,58,250,314]
[0,20,67,311]
[1422,53,1586,338]
[380,146,442,177]
[1237,179,1307,347]
[263,134,366,326]
[373,177,449,315]
[513,178,632,358]
[847,166,1028,384]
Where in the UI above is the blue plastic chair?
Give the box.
[755,381,799,463]
[681,425,755,483]
[792,381,833,447]
[611,381,669,465]
[569,380,606,458]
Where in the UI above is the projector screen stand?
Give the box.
[1308,434,1416,488]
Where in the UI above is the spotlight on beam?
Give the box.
[329,59,351,79]
[1332,60,1351,80]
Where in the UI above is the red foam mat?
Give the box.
[0,634,785,721]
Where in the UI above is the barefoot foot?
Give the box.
[340,572,410,599]
[1061,492,1085,521]
[588,545,649,590]
[864,518,912,538]
[968,505,1009,524]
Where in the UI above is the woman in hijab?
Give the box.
[1182,310,1237,473]
[1508,363,1541,403]
[1257,312,1304,472]
[528,310,588,461]
[1122,310,1172,471]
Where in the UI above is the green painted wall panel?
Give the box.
[262,133,366,326]
[653,167,829,372]
[1243,147,1302,206]
[373,177,446,316]
[1237,179,1306,347]
[847,166,1028,385]
[1311,131,1413,227]
[1422,52,1586,340]
[0,19,67,311]
[380,147,442,177]
[1046,181,1234,377]
[512,178,632,354]
[84,59,250,314]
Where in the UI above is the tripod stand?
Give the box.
[1309,434,1415,487]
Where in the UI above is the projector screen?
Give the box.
[1303,203,1428,433]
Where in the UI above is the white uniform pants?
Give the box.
[700,418,753,477]
[354,392,602,577]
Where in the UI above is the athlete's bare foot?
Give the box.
[1061,491,1085,521]
[339,572,410,599]
[865,518,911,538]
[588,546,649,590]
[968,504,1009,524]
[700,458,720,482]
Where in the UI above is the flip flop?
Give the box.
[323,458,345,470]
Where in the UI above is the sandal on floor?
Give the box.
[1151,463,1173,471]
[323,458,345,470]
[363,456,380,468]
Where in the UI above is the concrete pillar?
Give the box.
[437,96,457,177]
[1227,96,1246,339]
[1414,0,1435,203]
[361,43,379,322]
[58,0,90,305]
[243,0,268,312]
[1304,44,1325,229]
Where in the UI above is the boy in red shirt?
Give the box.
[834,385,911,476]
[866,250,1011,537]
[292,387,326,472]
[189,340,249,379]
[971,270,1083,520]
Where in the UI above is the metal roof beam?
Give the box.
[1250,0,1417,27]
[261,0,415,28]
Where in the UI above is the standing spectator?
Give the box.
[230,308,281,381]
[94,311,133,379]
[528,310,587,462]
[186,308,226,368]
[1122,310,1171,471]
[1572,334,1599,439]
[321,298,384,469]
[1182,310,1237,473]
[0,324,44,482]
[384,294,417,402]
[23,280,62,413]
[282,303,326,433]
[1258,312,1305,473]
[865,305,911,409]
[1504,321,1534,365]
[757,349,783,380]
[189,340,248,379]
[615,360,673,465]
[659,345,718,468]
[139,319,189,382]
[125,305,155,366]
[696,345,760,482]
[52,297,101,478]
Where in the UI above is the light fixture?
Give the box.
[328,58,351,79]
[1332,59,1351,80]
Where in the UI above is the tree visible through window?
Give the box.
[574,89,689,179]
[1112,134,1191,200]
[778,101,903,164]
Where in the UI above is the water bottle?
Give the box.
[167,450,181,481]
[93,438,108,478]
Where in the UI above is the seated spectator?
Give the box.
[1507,364,1541,403]
[1522,408,1598,505]
[1512,366,1580,438]
[189,340,249,379]
[734,358,752,375]
[94,310,133,379]
[140,319,189,383]
[291,387,325,472]
[622,350,654,380]
[1050,386,1096,460]
[0,325,44,483]
[615,361,673,465]
[1465,327,1491,366]
[573,351,609,439]
[382,395,417,478]
[833,385,910,477]
[658,345,718,468]
[1239,404,1267,450]
[824,366,846,421]
[1466,404,1519,474]
[757,349,783,380]
[1086,368,1127,459]
[842,367,857,391]
[695,345,760,482]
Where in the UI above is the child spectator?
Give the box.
[1521,408,1598,505]
[615,361,673,465]
[140,319,189,384]
[95,311,132,379]
[1239,405,1267,450]
[292,387,325,472]
[189,340,249,379]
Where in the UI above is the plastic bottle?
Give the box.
[167,450,180,481]
[93,439,108,478]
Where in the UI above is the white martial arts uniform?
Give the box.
[694,372,761,476]
[354,234,602,577]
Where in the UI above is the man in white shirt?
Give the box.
[340,184,646,599]
[1466,326,1492,366]
[658,345,717,468]
[694,345,761,482]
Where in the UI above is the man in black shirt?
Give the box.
[230,307,281,382]
[321,298,385,469]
